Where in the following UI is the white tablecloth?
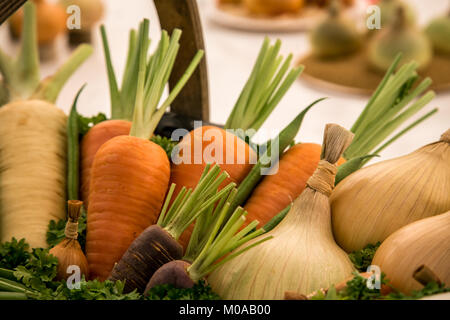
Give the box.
[0,0,448,162]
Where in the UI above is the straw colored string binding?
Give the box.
[49,200,89,281]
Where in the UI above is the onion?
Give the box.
[208,124,355,299]
[368,7,432,72]
[372,212,450,295]
[425,11,450,55]
[375,0,416,28]
[49,201,89,281]
[243,0,305,16]
[309,1,361,59]
[331,129,450,253]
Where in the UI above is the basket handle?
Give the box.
[0,0,27,25]
[154,0,210,122]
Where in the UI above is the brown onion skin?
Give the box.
[108,225,183,293]
[144,260,195,295]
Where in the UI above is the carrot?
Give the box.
[243,143,345,226]
[0,2,92,248]
[109,164,235,293]
[172,38,304,249]
[86,20,204,280]
[80,25,145,206]
[244,54,437,229]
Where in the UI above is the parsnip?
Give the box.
[0,2,92,248]
[0,101,67,246]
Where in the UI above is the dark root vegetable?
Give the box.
[108,164,234,293]
[108,225,183,293]
[145,260,194,294]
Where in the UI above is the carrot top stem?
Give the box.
[100,21,149,120]
[129,24,204,140]
[158,164,236,240]
[343,54,436,161]
[225,37,304,134]
[184,188,238,262]
[187,205,272,282]
[33,45,94,103]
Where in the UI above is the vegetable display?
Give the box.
[0,0,447,303]
[331,128,450,252]
[208,124,355,299]
[243,55,437,228]
[0,2,93,248]
[85,19,204,281]
[172,37,304,248]
[109,164,236,293]
[372,212,450,295]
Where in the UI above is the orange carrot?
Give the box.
[80,120,131,207]
[244,143,345,227]
[85,21,204,280]
[171,38,304,248]
[87,136,170,280]
[172,125,257,248]
[80,24,145,205]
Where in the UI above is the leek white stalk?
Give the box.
[208,124,355,299]
[331,129,450,252]
[372,212,450,295]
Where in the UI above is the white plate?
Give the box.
[206,1,367,33]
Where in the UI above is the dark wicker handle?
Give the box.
[154,0,210,122]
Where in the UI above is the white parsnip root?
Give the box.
[0,101,67,247]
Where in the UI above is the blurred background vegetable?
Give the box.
[425,8,450,55]
[309,0,361,59]
[368,7,433,72]
[9,0,67,60]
